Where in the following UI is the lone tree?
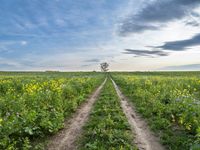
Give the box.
[100,62,109,72]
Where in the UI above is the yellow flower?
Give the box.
[0,118,3,126]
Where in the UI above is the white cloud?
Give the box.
[21,41,27,45]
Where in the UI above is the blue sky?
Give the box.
[1,0,200,71]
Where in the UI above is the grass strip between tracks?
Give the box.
[78,78,137,150]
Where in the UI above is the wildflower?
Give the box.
[0,118,2,126]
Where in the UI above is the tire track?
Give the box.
[111,78,165,150]
[47,78,107,150]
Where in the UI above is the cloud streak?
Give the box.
[84,59,101,63]
[123,49,169,57]
[0,40,28,52]
[159,64,200,71]
[155,33,200,51]
[119,0,200,36]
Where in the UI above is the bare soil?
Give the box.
[111,78,165,150]
[47,79,107,150]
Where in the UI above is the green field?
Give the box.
[79,79,137,150]
[0,72,104,149]
[0,72,200,150]
[112,72,200,150]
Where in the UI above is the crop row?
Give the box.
[78,79,137,150]
[112,75,200,150]
[0,75,104,149]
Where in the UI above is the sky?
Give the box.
[0,0,200,71]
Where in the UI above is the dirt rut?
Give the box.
[47,78,107,150]
[111,78,165,150]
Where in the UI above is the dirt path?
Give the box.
[47,78,107,150]
[111,78,165,150]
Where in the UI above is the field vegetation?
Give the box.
[0,72,104,149]
[0,71,200,150]
[79,79,137,150]
[112,72,200,149]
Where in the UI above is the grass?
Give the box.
[78,78,137,150]
[0,73,104,149]
[112,73,200,150]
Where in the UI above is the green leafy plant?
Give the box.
[78,79,137,150]
[112,73,200,150]
[0,72,104,149]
